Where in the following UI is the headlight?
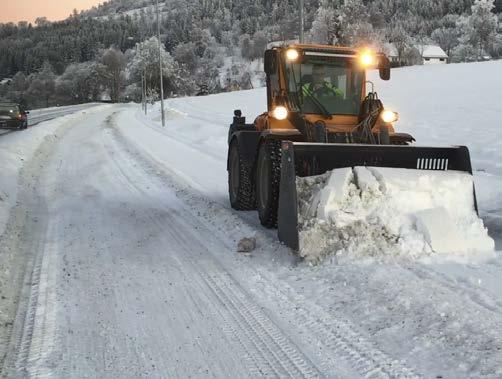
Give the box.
[360,51,375,67]
[285,49,299,61]
[381,110,399,123]
[272,106,288,120]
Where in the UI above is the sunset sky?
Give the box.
[0,0,104,24]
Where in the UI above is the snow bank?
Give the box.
[297,167,495,264]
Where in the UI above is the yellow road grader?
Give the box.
[227,44,475,250]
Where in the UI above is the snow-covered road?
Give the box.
[2,108,329,378]
[1,61,502,378]
[1,107,418,378]
[0,103,100,138]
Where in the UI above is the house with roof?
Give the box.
[417,45,448,65]
[383,43,448,66]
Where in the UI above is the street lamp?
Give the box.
[299,0,304,43]
[155,0,166,127]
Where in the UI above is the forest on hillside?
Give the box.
[0,0,501,108]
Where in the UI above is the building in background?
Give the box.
[384,43,448,66]
[418,45,449,65]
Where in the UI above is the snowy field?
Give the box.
[1,61,502,378]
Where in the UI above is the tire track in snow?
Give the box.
[13,224,59,378]
[407,264,502,315]
[1,119,76,378]
[102,123,323,379]
[108,111,421,378]
[190,258,321,378]
[192,260,321,378]
[251,270,420,379]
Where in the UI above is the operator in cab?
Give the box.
[301,64,344,100]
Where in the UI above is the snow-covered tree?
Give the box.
[9,71,29,105]
[344,21,384,48]
[489,33,502,57]
[238,31,268,60]
[308,3,339,45]
[100,48,126,103]
[451,42,479,62]
[34,17,50,28]
[223,61,254,91]
[26,61,56,108]
[239,34,253,60]
[128,37,195,98]
[467,0,499,58]
[251,31,268,60]
[174,42,198,73]
[432,27,460,58]
[388,25,412,66]
[338,0,381,47]
[56,62,101,103]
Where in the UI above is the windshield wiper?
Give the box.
[303,91,331,118]
[287,65,331,118]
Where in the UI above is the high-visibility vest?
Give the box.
[302,82,344,98]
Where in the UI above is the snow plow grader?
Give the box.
[227,44,476,251]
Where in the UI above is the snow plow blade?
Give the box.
[277,141,477,251]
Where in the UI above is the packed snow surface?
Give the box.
[298,167,494,263]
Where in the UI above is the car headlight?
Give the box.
[272,106,288,120]
[381,110,399,123]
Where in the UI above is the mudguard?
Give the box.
[227,130,261,171]
[227,129,303,171]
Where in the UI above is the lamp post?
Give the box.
[155,0,166,127]
[143,72,147,115]
[299,0,304,43]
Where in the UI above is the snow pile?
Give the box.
[297,167,495,264]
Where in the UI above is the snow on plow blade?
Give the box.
[277,141,477,251]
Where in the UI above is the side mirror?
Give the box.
[233,109,245,125]
[264,50,278,76]
[379,55,391,81]
[379,68,390,81]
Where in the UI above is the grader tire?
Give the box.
[228,140,256,211]
[256,140,282,228]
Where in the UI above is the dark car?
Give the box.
[0,103,29,130]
